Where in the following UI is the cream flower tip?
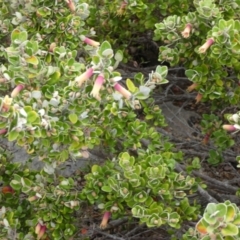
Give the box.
[11,84,24,98]
[181,23,192,38]
[3,95,12,105]
[199,38,214,53]
[114,83,132,99]
[2,95,13,111]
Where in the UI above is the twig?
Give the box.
[94,229,126,240]
[125,223,146,237]
[197,185,218,204]
[192,170,238,194]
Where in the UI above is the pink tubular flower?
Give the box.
[90,73,104,100]
[223,124,240,132]
[35,223,47,240]
[100,211,111,229]
[114,83,132,99]
[117,1,128,15]
[199,38,214,53]
[181,23,192,38]
[65,0,76,12]
[80,35,100,47]
[195,92,202,103]
[11,84,24,98]
[75,68,94,87]
[186,83,198,92]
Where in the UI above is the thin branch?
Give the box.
[197,185,218,204]
[94,229,126,240]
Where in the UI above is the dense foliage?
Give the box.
[0,0,240,239]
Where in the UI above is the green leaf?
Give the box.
[25,56,39,65]
[221,223,238,236]
[8,130,19,141]
[46,71,61,84]
[68,113,78,124]
[226,205,236,222]
[98,41,112,56]
[91,165,101,175]
[156,65,168,78]
[27,111,38,123]
[126,78,136,92]
[196,219,208,235]
[10,179,22,191]
[11,29,28,43]
[114,50,123,62]
[101,186,112,192]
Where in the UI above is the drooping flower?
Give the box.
[90,73,104,100]
[100,211,111,229]
[195,92,202,103]
[2,95,12,112]
[80,35,100,47]
[181,23,192,38]
[117,1,128,16]
[11,84,24,98]
[223,124,240,132]
[114,83,132,99]
[75,68,94,87]
[199,38,214,53]
[186,83,198,92]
